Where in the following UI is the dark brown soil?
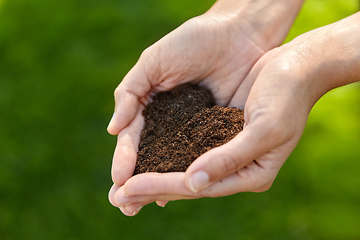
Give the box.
[134,84,245,175]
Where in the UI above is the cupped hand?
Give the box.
[108,10,267,136]
[109,26,326,216]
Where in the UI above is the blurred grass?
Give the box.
[0,0,359,240]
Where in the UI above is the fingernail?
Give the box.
[107,113,115,130]
[120,203,131,208]
[133,206,143,216]
[188,171,209,193]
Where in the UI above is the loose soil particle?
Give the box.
[134,84,245,175]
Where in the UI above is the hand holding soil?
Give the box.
[108,0,360,217]
[106,2,306,216]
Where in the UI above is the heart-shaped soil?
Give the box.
[134,84,244,175]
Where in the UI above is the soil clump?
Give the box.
[134,84,245,175]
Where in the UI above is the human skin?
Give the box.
[183,12,360,195]
[107,0,308,216]
[109,12,360,216]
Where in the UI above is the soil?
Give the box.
[134,83,245,175]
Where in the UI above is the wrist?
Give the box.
[272,12,360,111]
[207,0,304,50]
[296,12,360,105]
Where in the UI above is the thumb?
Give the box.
[107,62,153,135]
[184,119,283,193]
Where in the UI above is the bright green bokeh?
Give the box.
[0,0,359,240]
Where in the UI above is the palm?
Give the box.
[135,14,265,106]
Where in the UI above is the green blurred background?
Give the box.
[0,0,359,239]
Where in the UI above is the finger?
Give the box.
[119,203,145,217]
[125,165,271,197]
[116,164,274,204]
[107,63,153,135]
[117,192,192,205]
[124,172,194,196]
[228,49,276,109]
[185,118,285,193]
[156,201,169,207]
[111,108,144,185]
[108,184,120,207]
[114,185,179,211]
[228,64,261,110]
[119,200,170,216]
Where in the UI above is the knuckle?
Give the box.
[111,175,123,187]
[253,181,273,193]
[140,46,152,60]
[114,86,122,98]
[220,154,241,176]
